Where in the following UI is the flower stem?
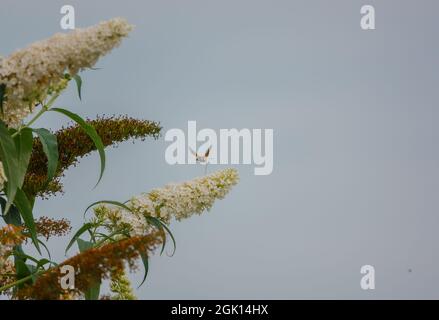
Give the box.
[23,105,48,129]
[11,91,61,138]
[0,269,45,293]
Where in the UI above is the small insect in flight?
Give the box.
[189,146,211,174]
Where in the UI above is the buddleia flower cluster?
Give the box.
[32,217,72,240]
[17,233,163,300]
[23,116,161,198]
[0,18,132,127]
[0,219,68,273]
[94,168,239,236]
[0,225,25,291]
[0,16,241,300]
[109,270,137,300]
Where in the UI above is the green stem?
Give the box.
[24,105,48,128]
[0,269,45,293]
[94,230,122,247]
[11,92,60,138]
[27,92,60,127]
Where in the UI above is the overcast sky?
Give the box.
[1,0,439,299]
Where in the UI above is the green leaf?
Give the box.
[85,283,101,300]
[14,128,33,187]
[145,216,166,255]
[26,264,39,283]
[37,239,52,259]
[13,188,40,254]
[36,258,52,269]
[0,199,22,226]
[13,246,26,264]
[13,247,39,287]
[144,216,176,256]
[94,232,118,243]
[77,239,101,300]
[0,84,6,115]
[73,75,82,100]
[14,259,32,288]
[77,238,94,252]
[138,252,149,288]
[32,128,58,183]
[0,120,19,213]
[160,222,176,256]
[84,200,131,218]
[28,195,36,210]
[12,250,41,265]
[50,108,105,187]
[65,223,95,254]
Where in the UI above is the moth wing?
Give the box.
[189,147,197,157]
[205,146,211,157]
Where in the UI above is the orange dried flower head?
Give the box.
[17,232,163,300]
[0,259,16,297]
[1,224,24,294]
[33,217,72,240]
[0,224,25,247]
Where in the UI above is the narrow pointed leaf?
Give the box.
[138,252,149,288]
[77,239,101,300]
[73,75,82,100]
[84,283,101,300]
[50,108,105,187]
[26,264,38,283]
[14,128,33,187]
[12,250,40,265]
[77,238,94,252]
[65,222,94,254]
[0,84,5,115]
[36,258,52,269]
[13,188,40,254]
[84,200,131,218]
[145,216,176,256]
[0,120,19,213]
[14,259,32,288]
[37,239,52,259]
[32,128,58,183]
[0,199,22,226]
[144,216,167,255]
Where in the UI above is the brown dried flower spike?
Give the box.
[33,217,72,240]
[23,115,161,198]
[17,232,163,300]
[0,224,25,247]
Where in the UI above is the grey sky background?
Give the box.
[1,0,439,299]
